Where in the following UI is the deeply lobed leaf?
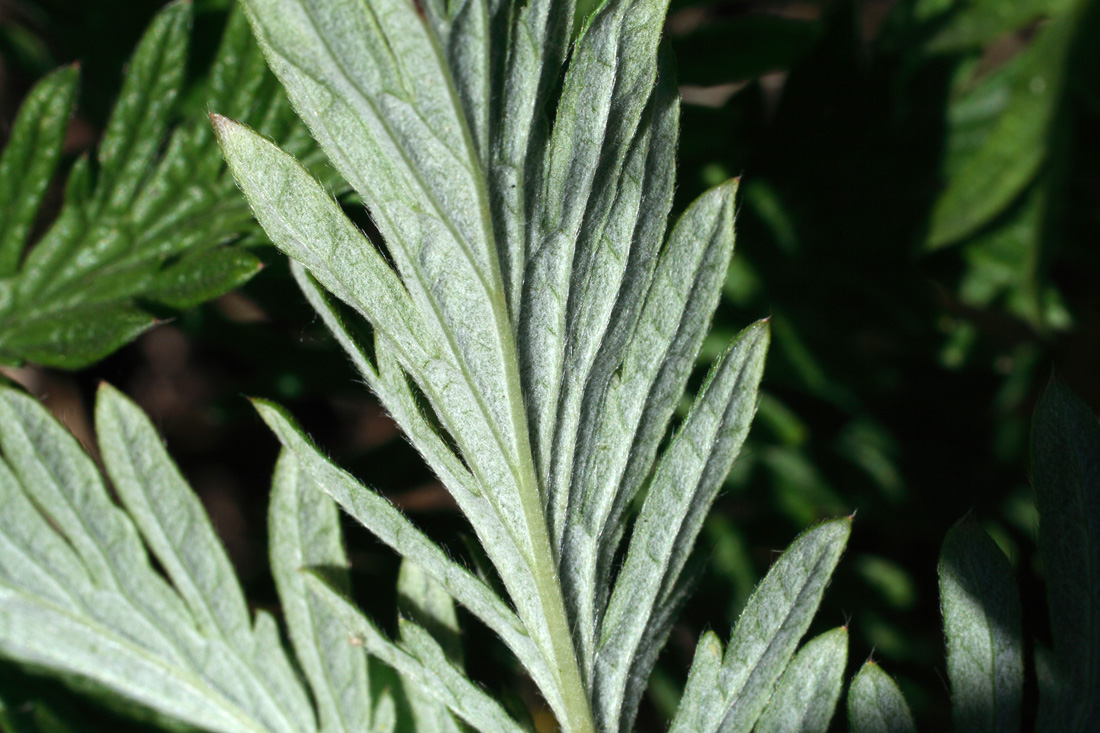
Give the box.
[0,1,331,369]
[670,518,851,733]
[0,384,315,732]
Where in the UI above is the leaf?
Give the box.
[669,518,851,733]
[519,0,672,520]
[0,383,316,732]
[0,65,78,276]
[596,320,769,729]
[251,397,560,710]
[96,383,253,649]
[1031,380,1100,729]
[270,451,372,733]
[755,627,848,733]
[490,0,578,314]
[212,115,558,681]
[847,663,916,733]
[938,518,1023,733]
[395,560,465,733]
[0,2,331,369]
[219,0,780,730]
[926,14,1073,249]
[303,573,525,733]
[234,0,528,509]
[562,179,741,681]
[923,0,1071,53]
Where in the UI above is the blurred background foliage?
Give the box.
[0,0,1097,729]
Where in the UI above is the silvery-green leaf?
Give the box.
[234,1,531,524]
[549,41,679,555]
[670,518,851,733]
[596,320,768,729]
[95,383,252,652]
[270,451,371,733]
[563,178,738,679]
[939,519,1023,733]
[519,0,672,510]
[1031,380,1100,730]
[373,687,396,733]
[755,627,848,733]
[288,261,537,641]
[252,397,557,705]
[303,573,524,733]
[490,0,576,314]
[396,560,465,733]
[213,117,552,660]
[847,663,916,733]
[419,0,495,163]
[0,384,315,732]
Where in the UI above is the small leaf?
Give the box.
[926,17,1072,249]
[520,0,672,505]
[252,398,558,705]
[563,178,740,683]
[93,0,191,209]
[489,0,577,313]
[847,663,916,733]
[396,560,465,733]
[303,573,525,733]
[1031,380,1100,729]
[0,303,157,368]
[398,560,464,667]
[939,518,1023,733]
[96,382,253,648]
[670,518,851,733]
[270,451,371,733]
[755,627,848,733]
[0,65,78,276]
[147,246,263,310]
[597,320,769,729]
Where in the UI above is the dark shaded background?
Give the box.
[1,0,1097,729]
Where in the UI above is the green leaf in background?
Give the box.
[847,662,916,733]
[926,11,1072,249]
[0,64,77,275]
[938,518,1023,733]
[0,0,332,369]
[922,0,1073,53]
[1031,380,1100,730]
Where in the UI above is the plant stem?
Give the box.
[519,461,596,733]
[491,296,594,731]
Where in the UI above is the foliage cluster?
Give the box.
[0,0,1096,730]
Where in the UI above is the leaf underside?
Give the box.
[0,0,861,731]
[210,0,854,730]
